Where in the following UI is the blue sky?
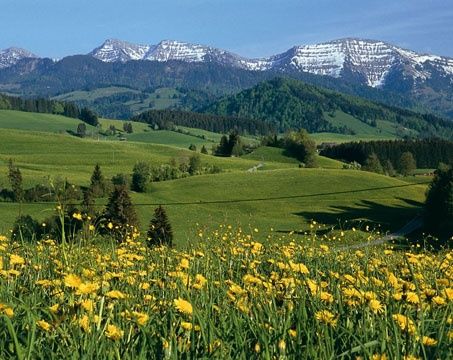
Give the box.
[1,0,452,58]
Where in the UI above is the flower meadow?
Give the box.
[0,226,451,359]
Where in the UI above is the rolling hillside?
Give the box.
[0,110,427,244]
[204,78,453,139]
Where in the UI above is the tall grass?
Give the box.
[0,225,451,359]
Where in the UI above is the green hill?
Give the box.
[204,78,453,139]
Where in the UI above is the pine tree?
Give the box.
[104,185,139,238]
[424,164,453,246]
[90,164,107,197]
[200,145,208,154]
[8,159,24,202]
[81,188,96,217]
[147,205,173,247]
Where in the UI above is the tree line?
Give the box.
[0,93,99,126]
[320,139,453,169]
[131,109,274,136]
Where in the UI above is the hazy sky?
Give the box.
[1,0,452,58]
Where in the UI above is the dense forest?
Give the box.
[320,139,453,169]
[132,109,274,135]
[204,78,453,139]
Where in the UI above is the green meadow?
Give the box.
[0,110,428,245]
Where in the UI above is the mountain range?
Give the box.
[1,38,453,119]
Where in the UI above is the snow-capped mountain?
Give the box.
[0,47,38,69]
[89,39,151,63]
[86,38,453,89]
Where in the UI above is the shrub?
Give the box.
[131,162,150,193]
[11,215,42,242]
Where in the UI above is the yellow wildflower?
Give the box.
[64,274,82,289]
[315,310,337,327]
[106,290,127,299]
[9,254,25,266]
[174,297,193,316]
[37,320,52,332]
[105,324,123,341]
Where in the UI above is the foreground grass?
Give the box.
[0,228,451,359]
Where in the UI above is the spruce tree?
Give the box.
[104,185,139,238]
[200,145,208,154]
[90,164,107,197]
[147,205,173,247]
[424,164,453,246]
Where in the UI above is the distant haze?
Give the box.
[0,0,452,59]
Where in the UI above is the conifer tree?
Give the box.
[90,164,107,197]
[424,164,453,246]
[104,185,139,238]
[147,205,173,247]
[200,145,208,154]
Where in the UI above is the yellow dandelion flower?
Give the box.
[37,320,52,332]
[107,222,114,230]
[76,282,99,295]
[369,299,385,314]
[132,311,149,326]
[49,304,59,314]
[9,254,25,266]
[174,297,193,316]
[421,336,437,346]
[64,274,82,289]
[181,321,193,331]
[105,324,123,341]
[106,290,127,299]
[392,314,416,335]
[79,315,91,333]
[288,329,297,338]
[0,304,14,318]
[406,292,420,304]
[278,339,286,352]
[432,296,445,305]
[315,310,337,327]
[72,212,83,221]
[81,299,94,312]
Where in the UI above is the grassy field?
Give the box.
[0,110,429,245]
[0,110,96,134]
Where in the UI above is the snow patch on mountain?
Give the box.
[0,47,38,69]
[89,39,151,63]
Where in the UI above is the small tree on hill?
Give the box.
[399,151,416,176]
[188,154,201,175]
[123,122,133,134]
[90,164,108,197]
[362,153,384,174]
[77,123,87,138]
[188,144,197,151]
[147,205,173,247]
[424,164,453,246]
[103,185,139,239]
[79,107,99,127]
[131,162,150,192]
[8,159,23,202]
[201,145,208,154]
[283,129,317,167]
[383,159,396,177]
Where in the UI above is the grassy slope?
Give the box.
[0,110,96,133]
[0,111,427,244]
